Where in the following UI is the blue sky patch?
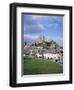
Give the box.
[22,14,63,46]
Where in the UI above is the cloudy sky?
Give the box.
[22,14,63,45]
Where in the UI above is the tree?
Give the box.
[24,42,27,45]
[35,43,37,46]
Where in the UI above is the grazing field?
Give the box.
[23,57,63,75]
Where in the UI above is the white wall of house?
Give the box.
[36,53,42,58]
[43,53,60,61]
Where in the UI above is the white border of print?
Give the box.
[16,7,69,84]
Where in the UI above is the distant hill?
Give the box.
[33,40,62,48]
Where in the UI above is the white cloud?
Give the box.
[31,15,45,20]
[37,23,46,30]
[24,22,46,32]
[24,34,38,40]
[31,15,63,23]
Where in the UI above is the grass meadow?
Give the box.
[23,57,63,75]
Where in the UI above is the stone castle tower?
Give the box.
[36,36,45,44]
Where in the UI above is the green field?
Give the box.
[23,57,63,75]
